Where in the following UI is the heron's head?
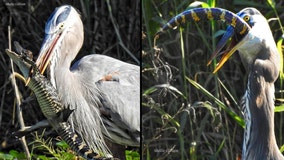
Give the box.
[209,8,271,73]
[36,5,84,74]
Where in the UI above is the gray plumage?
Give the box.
[231,8,283,160]
[35,5,140,157]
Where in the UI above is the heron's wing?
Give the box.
[97,78,140,146]
[71,54,140,146]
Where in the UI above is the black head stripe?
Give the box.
[56,6,71,25]
[238,7,262,16]
[45,5,72,34]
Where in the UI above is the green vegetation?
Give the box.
[142,0,284,159]
[0,131,75,160]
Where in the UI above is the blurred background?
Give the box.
[142,0,284,159]
[0,0,140,159]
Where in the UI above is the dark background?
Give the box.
[0,0,140,157]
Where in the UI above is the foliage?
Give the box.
[0,131,76,160]
[126,150,140,160]
[0,131,141,160]
[30,132,76,160]
[142,0,284,159]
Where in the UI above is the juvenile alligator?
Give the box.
[6,44,114,160]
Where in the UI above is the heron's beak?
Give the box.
[207,26,235,66]
[207,26,247,73]
[36,33,61,74]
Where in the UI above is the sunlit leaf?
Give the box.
[267,0,276,9]
[275,105,284,112]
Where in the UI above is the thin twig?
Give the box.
[8,25,31,159]
[0,79,6,127]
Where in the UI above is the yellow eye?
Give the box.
[59,23,64,30]
[243,15,250,22]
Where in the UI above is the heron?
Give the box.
[155,7,284,159]
[34,5,140,159]
[213,8,284,160]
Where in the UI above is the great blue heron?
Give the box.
[213,8,284,160]
[155,7,284,159]
[34,5,140,159]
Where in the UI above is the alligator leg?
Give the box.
[13,119,50,138]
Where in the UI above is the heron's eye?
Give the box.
[243,15,250,22]
[59,23,64,30]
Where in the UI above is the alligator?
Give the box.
[6,43,114,160]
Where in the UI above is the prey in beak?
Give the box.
[23,33,61,85]
[35,33,61,74]
[35,5,72,75]
[207,25,249,73]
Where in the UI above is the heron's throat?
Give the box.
[242,69,281,158]
[49,49,73,90]
[49,28,83,88]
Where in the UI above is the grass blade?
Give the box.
[186,76,245,128]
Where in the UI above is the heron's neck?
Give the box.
[242,54,283,159]
[49,25,83,90]
[49,46,78,97]
[49,19,83,90]
[245,80,276,144]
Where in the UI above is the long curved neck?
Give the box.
[241,45,283,159]
[48,30,83,101]
[49,19,83,91]
[50,7,84,85]
[243,77,279,159]
[50,53,73,91]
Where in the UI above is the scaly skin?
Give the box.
[6,48,114,160]
[155,7,250,38]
